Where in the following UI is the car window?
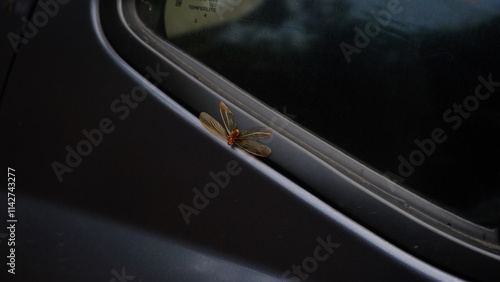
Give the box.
[140,0,500,228]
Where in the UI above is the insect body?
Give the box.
[227,129,240,146]
[199,102,272,157]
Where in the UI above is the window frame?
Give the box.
[98,0,500,278]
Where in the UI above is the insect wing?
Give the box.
[199,112,227,140]
[219,102,236,135]
[239,127,272,139]
[235,139,272,157]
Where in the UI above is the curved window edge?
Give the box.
[97,0,500,279]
